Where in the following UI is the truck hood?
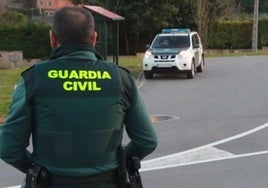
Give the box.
[150,48,186,55]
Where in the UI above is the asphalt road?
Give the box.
[1,56,268,187]
[139,55,268,188]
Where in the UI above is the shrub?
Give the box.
[207,18,268,49]
[0,22,51,59]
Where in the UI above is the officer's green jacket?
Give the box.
[0,44,157,177]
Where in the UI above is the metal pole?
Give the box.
[252,0,259,52]
[115,21,119,65]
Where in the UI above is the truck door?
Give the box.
[192,34,201,66]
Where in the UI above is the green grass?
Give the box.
[118,56,143,78]
[0,67,28,122]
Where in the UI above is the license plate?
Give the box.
[157,64,172,68]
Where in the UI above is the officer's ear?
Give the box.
[90,31,97,47]
[49,30,58,48]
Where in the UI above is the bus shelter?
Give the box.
[83,5,125,64]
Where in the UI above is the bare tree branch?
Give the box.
[190,0,209,47]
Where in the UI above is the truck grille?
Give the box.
[154,55,176,63]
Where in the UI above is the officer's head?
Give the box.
[50,6,97,47]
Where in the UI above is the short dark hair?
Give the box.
[52,6,95,44]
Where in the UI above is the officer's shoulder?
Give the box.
[21,60,50,76]
[118,66,130,74]
[21,65,35,76]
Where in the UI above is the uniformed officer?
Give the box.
[0,6,157,188]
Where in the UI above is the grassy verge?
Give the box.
[0,67,29,123]
[118,56,143,78]
[206,50,268,57]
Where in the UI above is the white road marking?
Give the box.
[141,149,268,172]
[5,122,268,188]
[141,147,233,171]
[137,72,145,89]
[150,115,180,123]
[141,122,268,172]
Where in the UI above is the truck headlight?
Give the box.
[144,50,152,59]
[178,51,189,58]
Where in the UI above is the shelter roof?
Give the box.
[83,5,125,21]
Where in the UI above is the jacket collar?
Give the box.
[49,43,103,60]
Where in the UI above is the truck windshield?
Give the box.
[152,35,190,49]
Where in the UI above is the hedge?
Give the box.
[0,22,51,59]
[1,19,268,58]
[207,18,268,49]
[259,18,268,47]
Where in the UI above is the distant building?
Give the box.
[37,0,72,16]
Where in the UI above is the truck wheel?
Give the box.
[144,71,153,79]
[197,56,204,72]
[186,60,195,79]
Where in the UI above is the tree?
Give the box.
[116,0,180,54]
[60,0,245,53]
[21,0,36,8]
[78,0,180,54]
[189,0,237,48]
[0,10,28,28]
[190,0,209,47]
[236,0,268,13]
